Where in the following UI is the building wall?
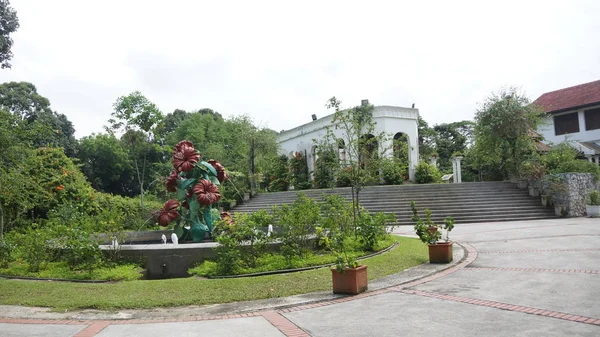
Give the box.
[277,106,420,180]
[537,103,600,145]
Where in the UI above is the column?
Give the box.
[454,156,463,183]
[452,159,457,184]
[586,155,593,163]
[430,156,438,167]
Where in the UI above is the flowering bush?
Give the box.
[156,140,229,242]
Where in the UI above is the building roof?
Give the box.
[532,80,600,113]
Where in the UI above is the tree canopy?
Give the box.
[0,0,19,69]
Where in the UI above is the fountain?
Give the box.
[99,140,231,279]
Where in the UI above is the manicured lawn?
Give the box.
[0,236,427,310]
[0,262,143,281]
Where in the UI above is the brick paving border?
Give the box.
[464,267,600,274]
[478,248,600,254]
[74,321,110,337]
[261,311,310,337]
[396,289,600,327]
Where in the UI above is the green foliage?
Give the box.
[335,166,353,187]
[414,161,443,184]
[77,133,134,196]
[473,88,544,179]
[54,225,102,272]
[314,146,338,189]
[555,160,600,181]
[0,262,143,281]
[213,233,242,275]
[0,239,12,268]
[433,121,473,171]
[266,154,289,192]
[0,82,78,156]
[588,190,600,206]
[289,152,311,190]
[411,201,455,244]
[0,0,19,69]
[320,194,354,234]
[381,157,406,185]
[247,209,274,227]
[356,211,392,251]
[542,142,578,173]
[275,193,321,260]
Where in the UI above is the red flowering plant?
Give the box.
[157,140,229,242]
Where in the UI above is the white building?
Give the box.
[535,80,600,163]
[277,102,420,180]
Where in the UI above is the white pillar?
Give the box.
[595,155,600,166]
[430,156,438,167]
[587,155,593,163]
[452,159,457,184]
[454,156,463,183]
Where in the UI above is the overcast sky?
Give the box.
[2,0,599,138]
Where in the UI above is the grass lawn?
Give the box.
[0,236,427,311]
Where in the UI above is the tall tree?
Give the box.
[0,0,19,69]
[0,82,78,156]
[78,134,134,195]
[472,87,544,179]
[417,116,436,159]
[106,91,164,206]
[433,120,474,170]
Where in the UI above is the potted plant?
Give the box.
[411,201,455,263]
[322,231,367,295]
[546,176,568,217]
[540,194,550,207]
[586,190,600,217]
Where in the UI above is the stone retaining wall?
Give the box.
[540,173,600,217]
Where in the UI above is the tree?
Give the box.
[0,0,19,69]
[0,82,78,156]
[106,91,164,206]
[417,116,436,159]
[433,121,474,171]
[472,88,544,179]
[78,134,134,195]
[323,97,389,228]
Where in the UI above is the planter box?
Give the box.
[586,205,600,217]
[555,204,567,217]
[428,242,453,263]
[528,186,540,197]
[540,195,549,207]
[331,265,368,295]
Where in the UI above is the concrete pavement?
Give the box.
[1,217,599,336]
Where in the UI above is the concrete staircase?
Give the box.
[232,182,556,226]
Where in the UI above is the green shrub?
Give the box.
[0,239,12,268]
[15,227,56,272]
[589,190,600,206]
[275,193,321,260]
[248,209,274,227]
[414,161,443,184]
[381,158,406,185]
[266,155,289,192]
[335,166,353,187]
[356,211,392,251]
[214,233,241,275]
[555,160,600,181]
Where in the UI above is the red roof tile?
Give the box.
[533,80,600,113]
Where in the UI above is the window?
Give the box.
[554,112,579,135]
[584,107,600,131]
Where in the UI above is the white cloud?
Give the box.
[2,0,599,137]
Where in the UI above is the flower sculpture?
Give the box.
[157,140,228,242]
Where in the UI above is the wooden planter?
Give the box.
[428,242,453,263]
[331,265,368,295]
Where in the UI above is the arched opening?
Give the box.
[392,132,410,181]
[359,134,378,170]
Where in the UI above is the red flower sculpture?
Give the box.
[208,159,229,183]
[174,140,194,152]
[158,200,179,226]
[173,141,199,172]
[192,179,221,205]
[220,211,233,225]
[165,170,180,192]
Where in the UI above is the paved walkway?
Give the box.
[1,217,599,336]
